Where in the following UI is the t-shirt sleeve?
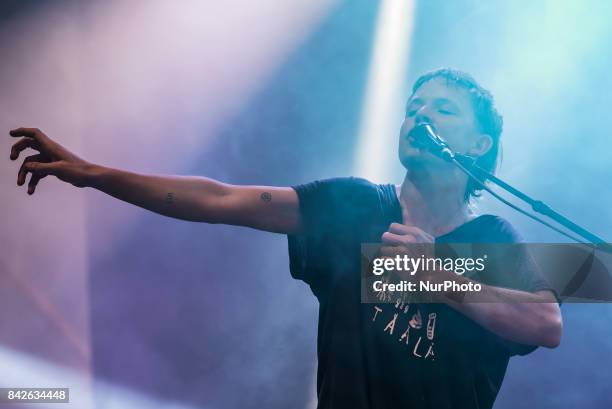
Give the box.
[476,216,558,297]
[287,177,382,295]
[476,216,560,356]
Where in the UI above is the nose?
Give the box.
[402,105,434,138]
[414,107,432,126]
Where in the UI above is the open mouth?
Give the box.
[406,133,423,149]
[403,129,417,143]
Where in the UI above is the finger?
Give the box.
[24,160,60,178]
[380,246,406,257]
[27,172,45,195]
[18,154,42,186]
[10,137,39,160]
[382,231,416,245]
[388,223,434,243]
[9,128,50,146]
[388,222,424,236]
[10,127,38,138]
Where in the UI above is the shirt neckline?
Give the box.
[387,183,492,239]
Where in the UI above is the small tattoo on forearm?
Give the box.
[260,192,272,203]
[165,192,174,205]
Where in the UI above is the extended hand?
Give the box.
[9,127,93,194]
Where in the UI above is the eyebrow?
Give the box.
[406,98,459,109]
[406,97,422,107]
[434,98,455,106]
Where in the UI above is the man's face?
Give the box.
[398,77,481,169]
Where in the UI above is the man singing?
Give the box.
[8,68,561,409]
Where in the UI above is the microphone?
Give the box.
[408,123,455,161]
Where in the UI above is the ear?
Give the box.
[467,134,493,158]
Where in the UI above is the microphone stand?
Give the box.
[435,147,612,254]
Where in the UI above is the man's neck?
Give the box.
[396,168,474,236]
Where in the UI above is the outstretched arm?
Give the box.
[9,127,302,234]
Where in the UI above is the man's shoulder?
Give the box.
[467,214,524,243]
[294,176,393,197]
[291,176,399,232]
[298,176,379,189]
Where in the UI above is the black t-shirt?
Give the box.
[287,177,553,409]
